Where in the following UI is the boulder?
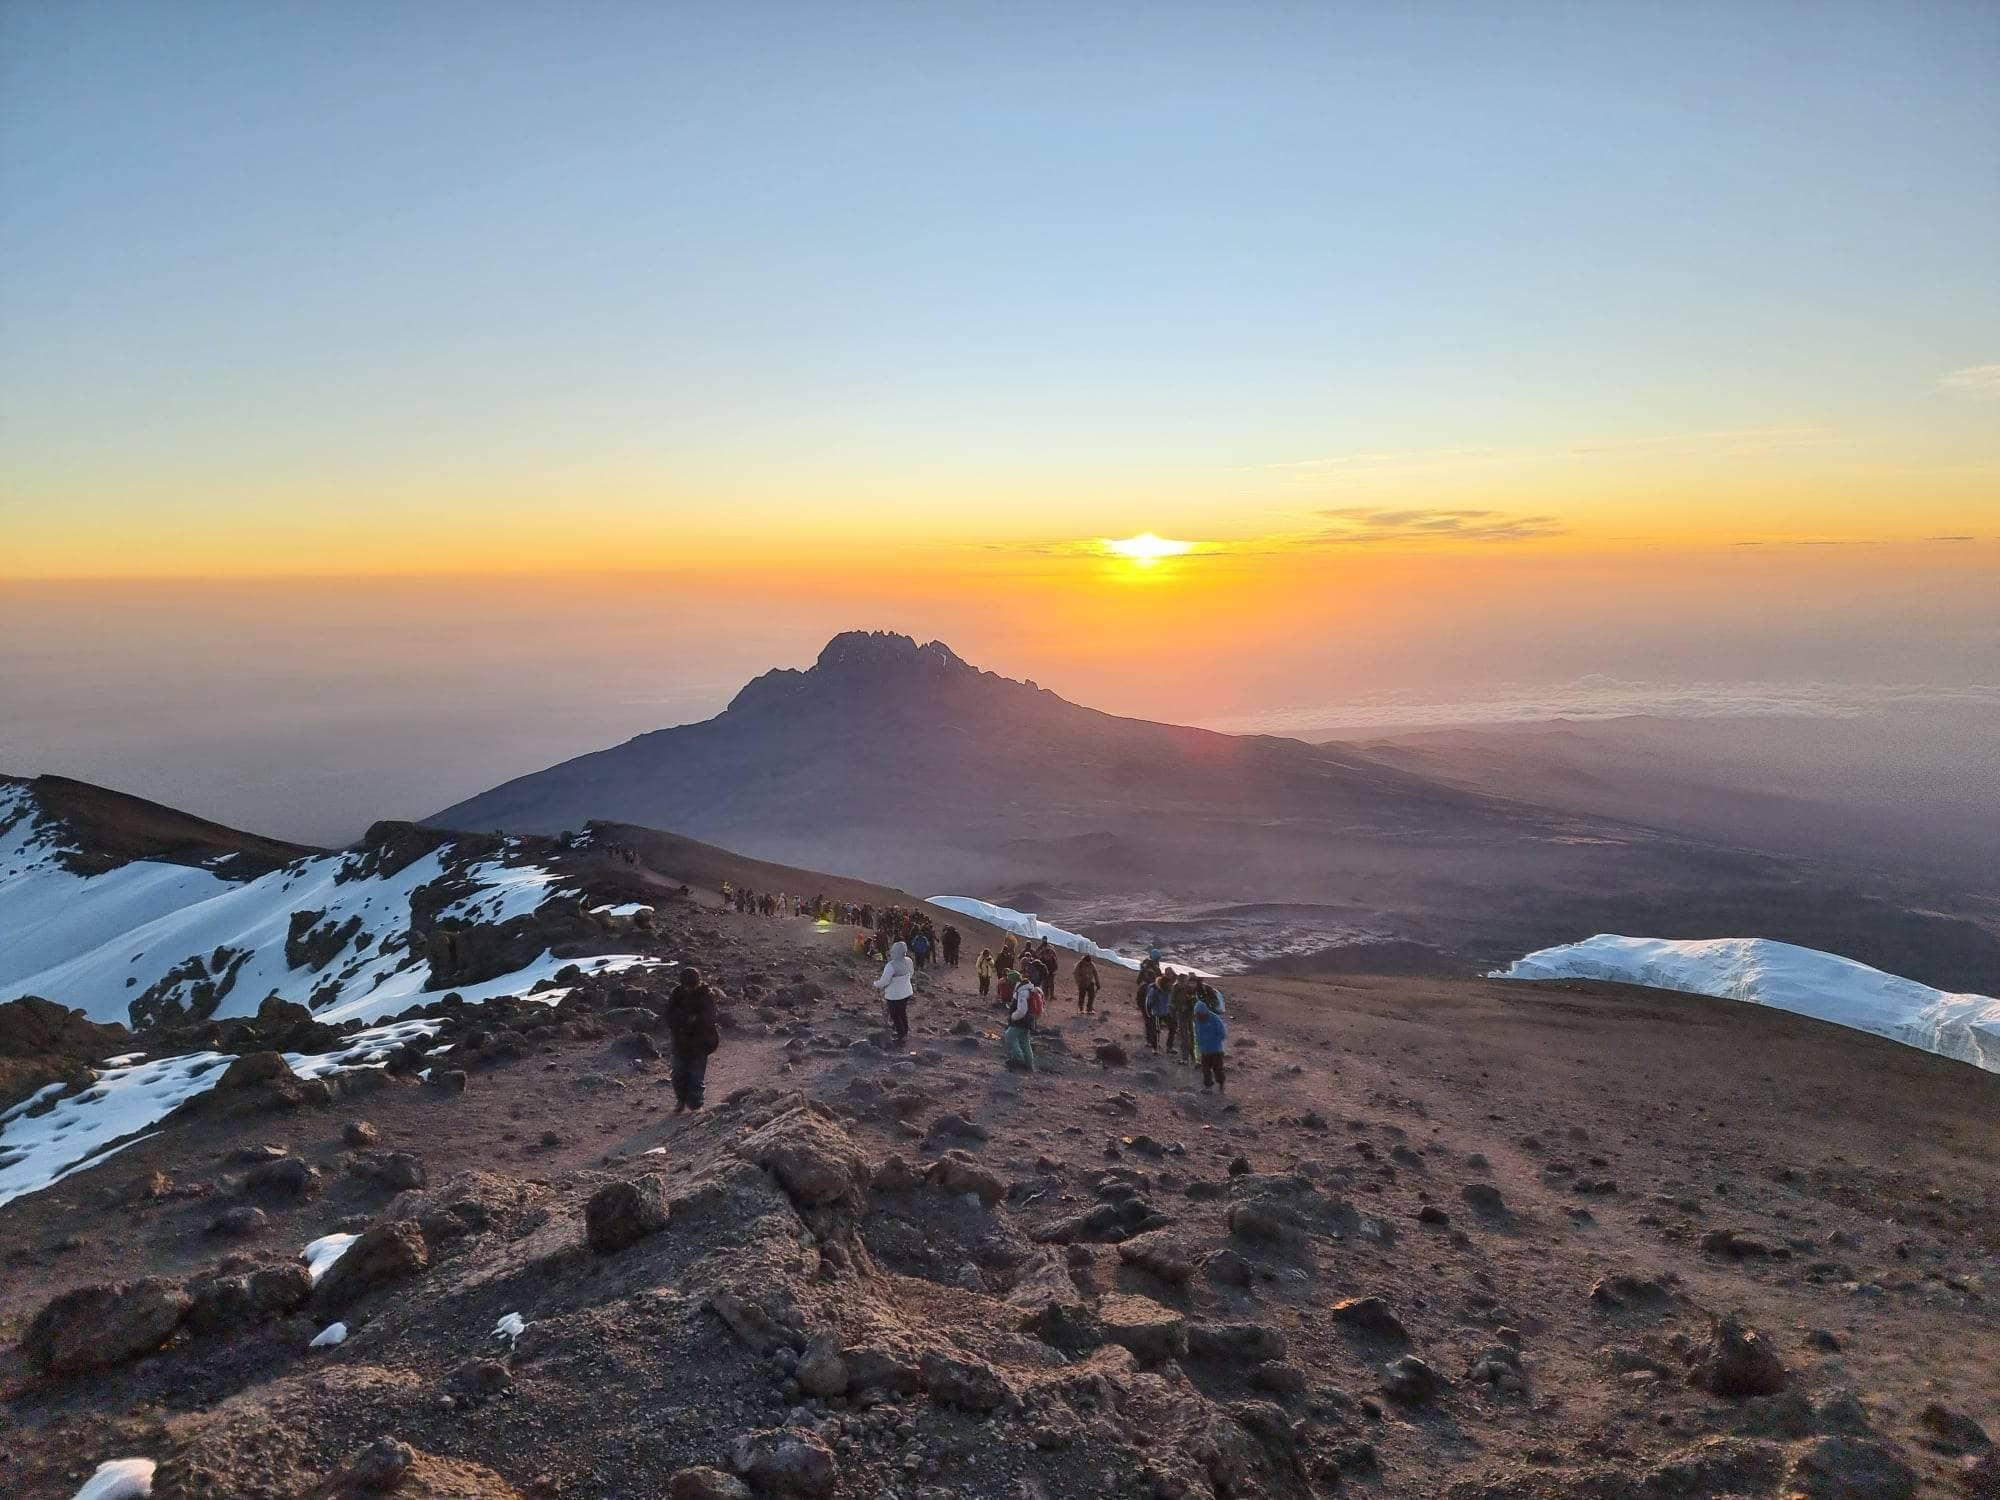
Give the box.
[1330,1295,1410,1344]
[208,1205,269,1238]
[1687,1313,1789,1399]
[1188,1322,1288,1364]
[346,1435,416,1493]
[585,1176,671,1254]
[736,1107,870,1209]
[343,1120,380,1148]
[250,1262,312,1315]
[312,1220,429,1311]
[1227,1196,1297,1244]
[1098,1293,1187,1363]
[926,1151,1005,1204]
[1918,1402,1991,1455]
[671,1468,755,1500]
[731,1427,839,1499]
[1459,1182,1507,1215]
[355,1151,427,1191]
[1380,1354,1447,1405]
[23,1278,190,1374]
[794,1337,849,1397]
[1115,1229,1203,1284]
[244,1155,321,1200]
[218,1051,297,1089]
[1785,1437,1919,1500]
[919,1348,1014,1411]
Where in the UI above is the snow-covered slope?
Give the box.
[0,783,236,996]
[0,779,630,1029]
[1493,935,2000,1073]
[0,955,655,1208]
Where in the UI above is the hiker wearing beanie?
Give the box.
[1193,994,1228,1094]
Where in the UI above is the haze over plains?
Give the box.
[2,2,1996,842]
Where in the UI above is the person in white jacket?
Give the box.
[873,940,914,1045]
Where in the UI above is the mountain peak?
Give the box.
[814,630,970,676]
[725,631,979,714]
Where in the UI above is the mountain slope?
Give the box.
[432,632,2000,989]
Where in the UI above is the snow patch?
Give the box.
[70,1458,155,1500]
[1493,935,2000,1073]
[439,858,566,924]
[494,1311,525,1346]
[590,902,654,918]
[303,1232,359,1286]
[927,896,1214,976]
[308,1320,348,1349]
[0,1053,231,1209]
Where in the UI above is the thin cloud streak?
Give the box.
[1309,507,1565,544]
[1261,425,1838,475]
[1937,364,2000,397]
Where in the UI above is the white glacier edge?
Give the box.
[1492,934,2000,1074]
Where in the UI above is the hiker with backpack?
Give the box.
[1143,970,1174,1053]
[1193,992,1227,1093]
[1005,970,1043,1072]
[910,927,932,971]
[872,939,915,1045]
[942,925,962,966]
[1173,972,1200,1065]
[1073,954,1100,1014]
[663,967,722,1113]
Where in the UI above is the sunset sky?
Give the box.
[2,1,1997,838]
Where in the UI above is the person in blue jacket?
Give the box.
[1193,995,1228,1093]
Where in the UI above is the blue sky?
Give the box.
[4,0,1996,557]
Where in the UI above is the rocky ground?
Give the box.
[2,865,1996,1500]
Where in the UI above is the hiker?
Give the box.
[1173,972,1200,1065]
[942,925,962,966]
[1193,993,1227,1093]
[1005,971,1042,1072]
[1154,967,1184,1053]
[1022,952,1048,994]
[1198,980,1226,1017]
[1035,939,1060,1000]
[1073,954,1100,1014]
[998,936,1019,975]
[663,967,721,1113]
[1143,971,1174,1052]
[909,928,931,971]
[872,939,915,1045]
[996,966,1018,1016]
[976,947,994,997]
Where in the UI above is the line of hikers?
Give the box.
[1134,955,1230,1092]
[722,882,875,927]
[862,909,959,969]
[716,884,1229,1096]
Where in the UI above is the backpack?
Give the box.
[1026,985,1045,1020]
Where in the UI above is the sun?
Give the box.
[1103,532,1195,567]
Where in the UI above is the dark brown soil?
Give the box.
[2,858,1995,1500]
